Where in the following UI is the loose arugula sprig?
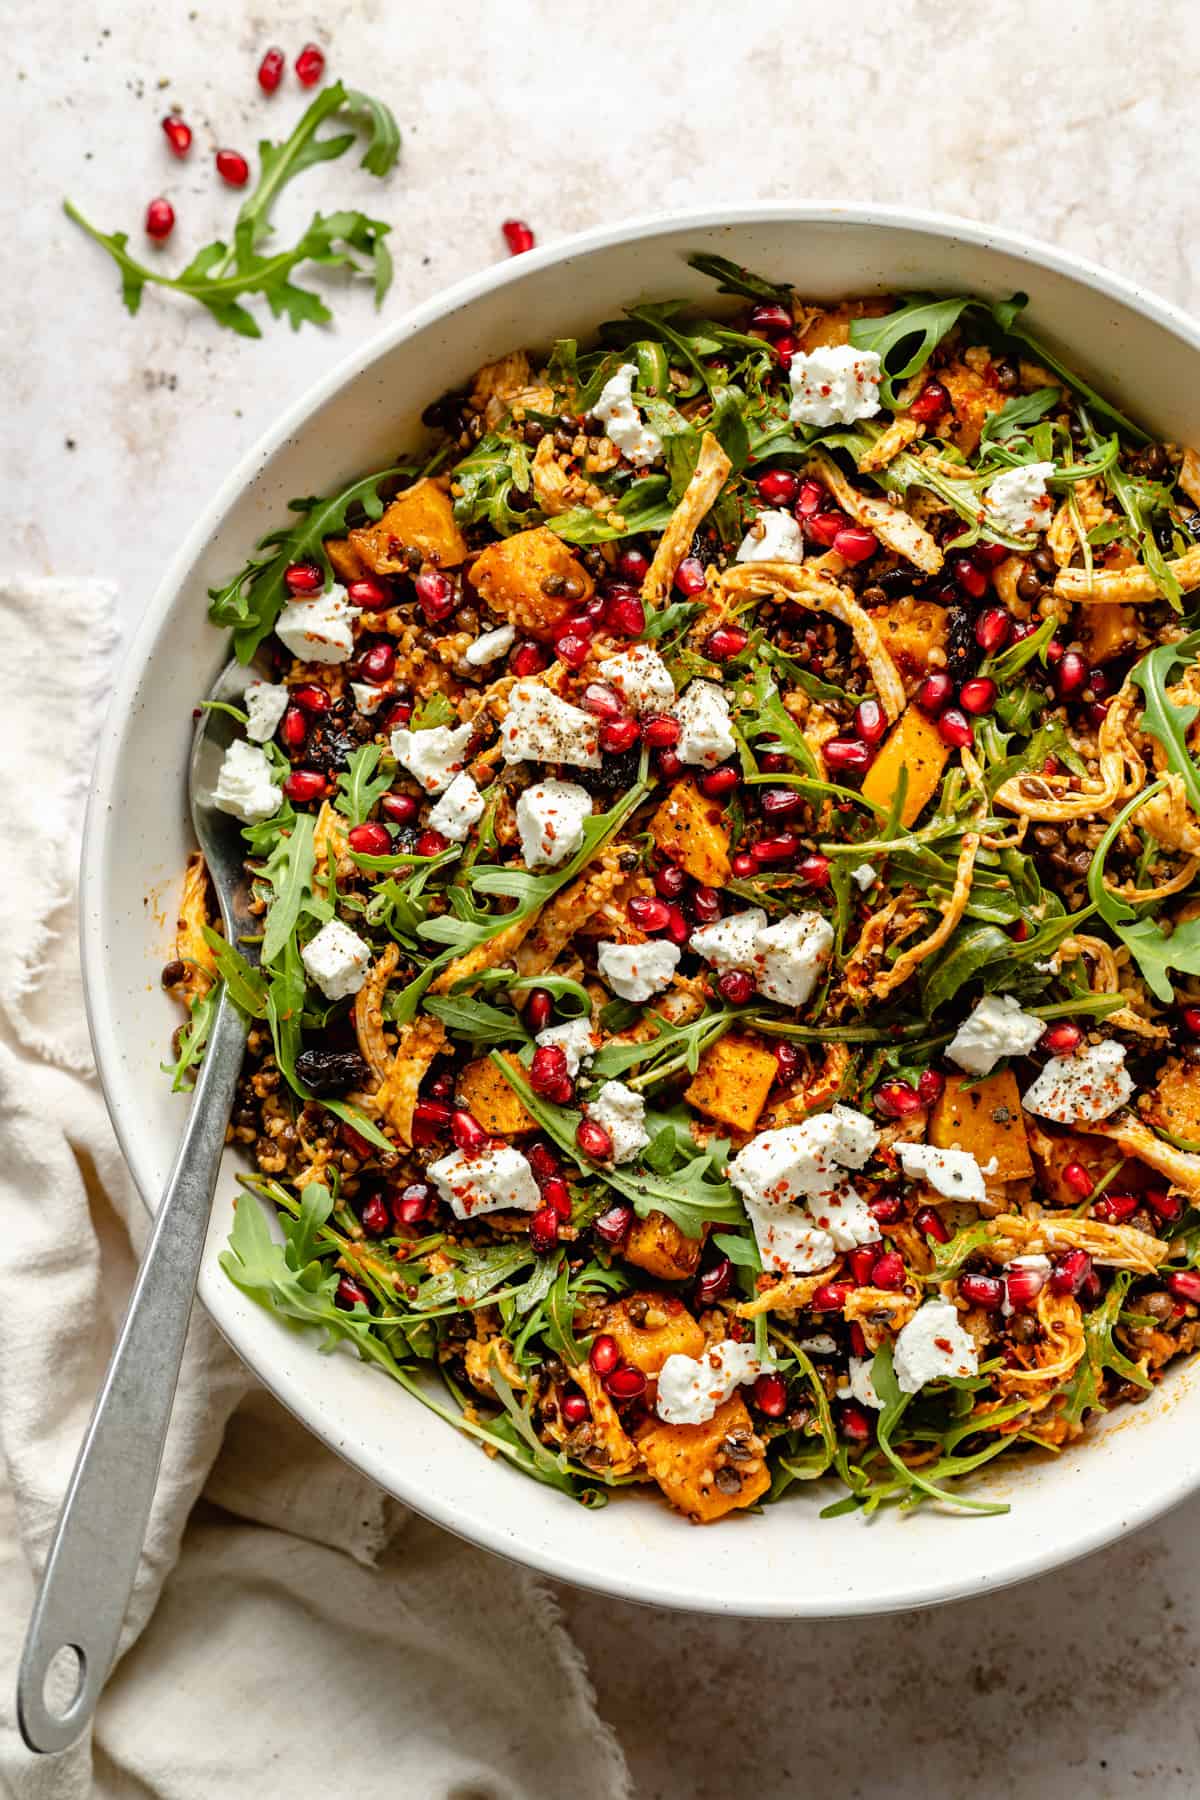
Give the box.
[65,82,401,337]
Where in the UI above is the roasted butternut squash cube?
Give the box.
[940,362,1008,456]
[623,1212,705,1283]
[348,479,469,574]
[458,1053,537,1135]
[1081,603,1138,665]
[867,599,948,678]
[1029,1125,1126,1207]
[1154,1058,1200,1143]
[650,779,730,886]
[599,1293,705,1374]
[324,536,370,584]
[685,1034,778,1134]
[466,526,593,637]
[860,705,949,828]
[930,1069,1033,1182]
[637,1394,771,1523]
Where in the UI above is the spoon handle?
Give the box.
[17,991,247,1753]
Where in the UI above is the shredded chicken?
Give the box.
[641,432,733,608]
[1084,1115,1200,1201]
[807,451,942,573]
[1053,542,1200,605]
[170,852,217,999]
[986,1212,1168,1274]
[856,417,922,472]
[994,683,1141,822]
[864,830,979,1000]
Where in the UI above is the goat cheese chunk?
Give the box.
[301,919,372,1001]
[596,645,676,715]
[897,1142,992,1204]
[689,907,769,970]
[655,1339,771,1426]
[840,1356,885,1411]
[736,508,806,564]
[275,584,361,664]
[501,681,602,768]
[535,1016,595,1078]
[390,721,474,794]
[244,681,289,743]
[585,1080,649,1164]
[595,939,681,1002]
[754,912,835,1007]
[673,680,736,769]
[893,1301,979,1395]
[805,1181,880,1251]
[947,993,1044,1076]
[729,1106,880,1211]
[464,623,516,667]
[984,461,1056,536]
[213,739,282,825]
[515,779,593,868]
[788,344,882,428]
[351,681,390,717]
[428,1144,541,1220]
[592,362,663,466]
[427,771,485,842]
[851,862,878,891]
[744,1198,835,1275]
[1022,1039,1134,1125]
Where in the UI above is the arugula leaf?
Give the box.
[1062,1272,1150,1424]
[548,477,676,545]
[870,1346,1009,1516]
[200,925,268,1017]
[687,252,793,303]
[260,814,318,965]
[1129,632,1200,813]
[979,388,1061,446]
[162,984,219,1092]
[424,994,529,1048]
[849,297,972,406]
[410,693,456,732]
[335,744,393,827]
[451,433,534,534]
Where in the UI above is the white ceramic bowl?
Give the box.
[82,205,1200,1617]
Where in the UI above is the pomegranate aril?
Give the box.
[600,716,640,754]
[416,829,447,857]
[839,1401,873,1443]
[283,769,325,803]
[627,895,671,932]
[832,525,879,565]
[393,1182,433,1227]
[752,834,799,866]
[510,641,548,677]
[875,1079,923,1119]
[806,510,848,548]
[1056,651,1091,697]
[871,1250,906,1289]
[823,738,873,773]
[772,335,797,364]
[1005,1262,1048,1310]
[663,904,690,945]
[410,1100,451,1145]
[589,1333,620,1376]
[348,822,392,856]
[657,749,683,779]
[542,1178,572,1220]
[916,672,955,714]
[1045,643,1064,667]
[760,788,802,821]
[653,862,688,899]
[643,713,681,749]
[960,1271,1005,1311]
[615,546,650,583]
[730,852,757,878]
[757,469,799,506]
[502,218,535,255]
[959,677,997,716]
[1009,918,1031,942]
[717,968,755,1004]
[450,1109,488,1153]
[690,885,721,923]
[295,41,326,85]
[917,1068,946,1107]
[972,607,1012,656]
[530,1044,570,1094]
[284,561,323,596]
[869,1192,904,1224]
[749,302,793,336]
[854,697,887,745]
[257,45,285,91]
[1166,1270,1200,1303]
[913,1206,950,1245]
[529,1204,559,1253]
[594,1202,634,1244]
[526,1142,560,1183]
[794,479,825,519]
[772,1043,800,1084]
[1181,1006,1200,1037]
[674,556,707,596]
[797,853,831,888]
[360,643,396,683]
[695,1256,732,1306]
[706,624,748,661]
[952,555,989,599]
[760,750,791,772]
[280,704,307,748]
[145,198,175,241]
[560,1388,590,1426]
[849,1243,882,1285]
[752,1372,789,1417]
[909,380,950,424]
[525,988,553,1033]
[555,632,591,669]
[577,1118,613,1161]
[291,682,331,714]
[811,1280,854,1312]
[581,682,622,722]
[361,1192,390,1237]
[414,570,455,622]
[162,114,192,156]
[937,707,974,749]
[606,594,646,637]
[604,1366,647,1402]
[1092,1193,1140,1225]
[699,765,739,797]
[1049,1249,1094,1297]
[215,148,250,186]
[347,576,390,611]
[1060,1161,1094,1198]
[1146,1190,1182,1222]
[380,791,418,826]
[336,1276,371,1311]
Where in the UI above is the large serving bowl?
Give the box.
[81,205,1200,1616]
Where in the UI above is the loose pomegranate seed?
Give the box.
[380,792,418,826]
[284,561,323,596]
[1044,643,1064,667]
[555,632,591,669]
[387,705,414,733]
[1005,1261,1048,1310]
[359,643,396,684]
[290,682,331,714]
[690,885,722,923]
[162,115,192,156]
[914,1207,950,1245]
[706,624,749,661]
[1041,1019,1082,1057]
[772,335,797,364]
[295,41,326,85]
[937,707,974,749]
[1009,918,1031,942]
[575,683,619,724]
[960,1271,1005,1311]
[145,197,175,241]
[606,594,646,637]
[717,968,755,1004]
[280,704,307,748]
[560,1388,590,1426]
[577,1118,613,1161]
[869,1192,904,1224]
[392,1182,433,1227]
[832,525,879,564]
[283,769,325,803]
[806,510,848,548]
[653,862,688,900]
[916,672,955,714]
[600,716,641,754]
[823,738,873,772]
[674,556,707,596]
[761,788,803,819]
[974,541,1010,568]
[643,713,682,749]
[875,1079,924,1119]
[416,829,447,856]
[909,380,950,424]
[347,576,390,611]
[1166,1271,1200,1303]
[700,765,739,797]
[854,697,887,745]
[749,302,793,335]
[604,1366,647,1402]
[528,1204,559,1253]
[257,45,285,91]
[1057,651,1090,697]
[794,479,825,518]
[757,470,799,506]
[589,1333,620,1376]
[339,1119,374,1158]
[524,988,553,1033]
[1181,1006,1200,1037]
[752,1372,789,1417]
[1049,1249,1094,1297]
[414,570,455,622]
[594,1202,634,1245]
[427,1072,454,1101]
[730,852,757,877]
[215,148,250,186]
[959,677,997,716]
[336,1276,371,1311]
[797,853,831,888]
[538,1177,570,1220]
[773,1043,800,1084]
[657,749,684,779]
[752,834,799,866]
[410,1100,452,1146]
[530,1044,570,1096]
[628,894,671,932]
[615,547,650,583]
[348,822,392,856]
[695,1257,732,1305]
[761,754,792,778]
[917,1068,946,1107]
[1088,701,1111,730]
[952,555,989,599]
[663,904,690,945]
[1088,667,1111,700]
[1147,1190,1182,1222]
[526,1143,560,1183]
[502,218,536,255]
[360,1192,390,1237]
[872,1250,906,1289]
[849,1243,882,1285]
[839,1401,873,1443]
[510,641,548,677]
[811,1280,854,1312]
[451,1109,488,1153]
[1092,1193,1140,1224]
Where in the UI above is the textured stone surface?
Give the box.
[11,2,1200,1794]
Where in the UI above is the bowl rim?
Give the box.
[80,201,1200,1616]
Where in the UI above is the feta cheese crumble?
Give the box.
[947,993,1044,1076]
[689,907,769,970]
[744,1198,835,1275]
[897,1142,992,1205]
[592,362,663,466]
[275,584,361,664]
[427,770,485,841]
[535,1016,595,1078]
[585,1080,649,1164]
[754,912,835,1007]
[390,721,474,794]
[840,1356,885,1411]
[893,1300,979,1395]
[243,681,289,743]
[655,1339,770,1426]
[787,344,882,428]
[805,1181,879,1251]
[735,509,806,564]
[350,681,390,717]
[501,681,602,768]
[595,939,681,1002]
[673,680,736,768]
[1021,1039,1134,1124]
[300,918,372,1001]
[428,1144,541,1220]
[213,739,282,825]
[851,862,878,891]
[728,1106,880,1210]
[464,623,517,667]
[596,645,676,716]
[983,461,1056,536]
[515,778,593,868]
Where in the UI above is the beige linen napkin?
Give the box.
[0,577,630,1800]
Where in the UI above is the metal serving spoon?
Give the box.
[18,660,262,1753]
